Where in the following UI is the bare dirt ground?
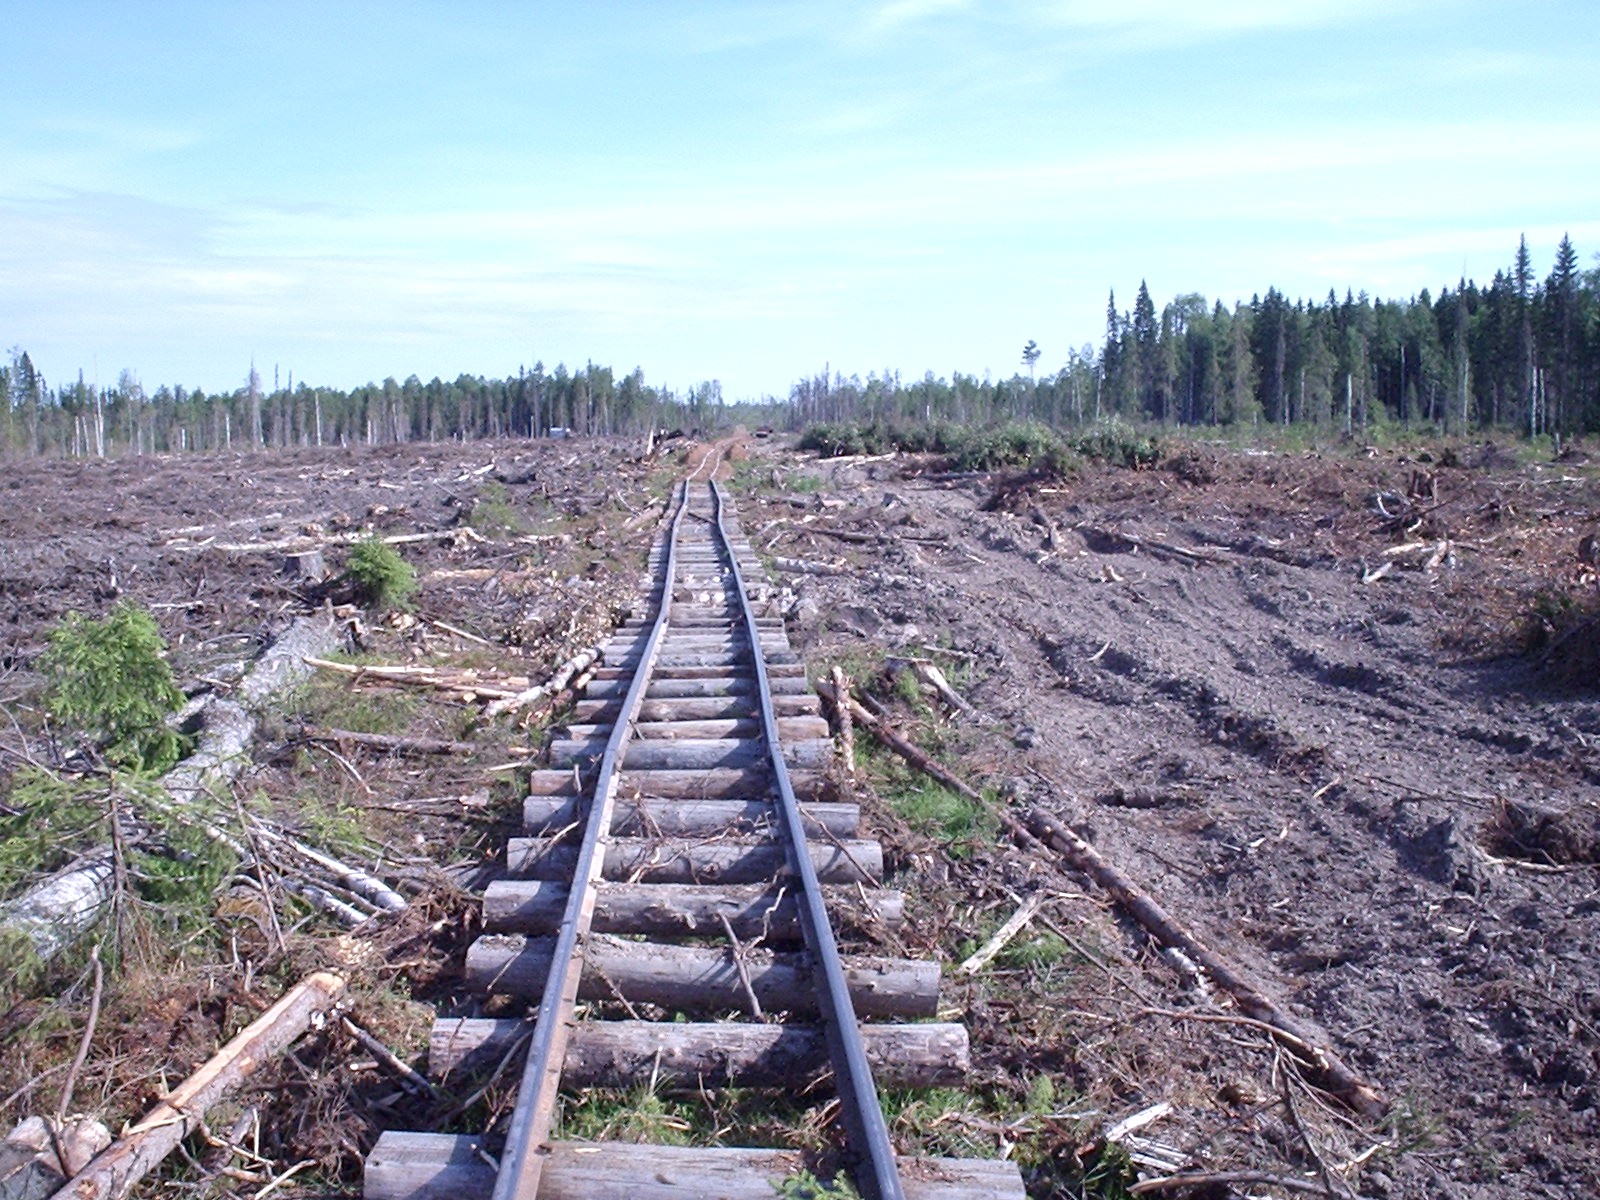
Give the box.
[740,436,1600,1198]
[2,433,1598,1198]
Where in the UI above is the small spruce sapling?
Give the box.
[39,601,186,772]
[346,538,419,611]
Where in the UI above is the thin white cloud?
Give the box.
[863,0,973,35]
[1034,0,1416,33]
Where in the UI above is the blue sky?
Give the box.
[3,1,1596,400]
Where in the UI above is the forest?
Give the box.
[2,234,1596,459]
[0,359,734,458]
[791,235,1600,441]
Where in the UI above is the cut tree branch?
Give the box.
[49,972,346,1200]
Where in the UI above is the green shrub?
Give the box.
[0,769,106,893]
[39,601,186,772]
[947,422,1071,472]
[347,539,418,610]
[469,481,527,535]
[1071,427,1162,469]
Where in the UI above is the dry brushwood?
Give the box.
[484,645,603,719]
[303,656,529,703]
[815,678,1385,1119]
[0,616,339,965]
[48,972,346,1200]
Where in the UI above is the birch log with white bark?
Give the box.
[0,615,339,966]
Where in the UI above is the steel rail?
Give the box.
[710,479,907,1200]
[490,480,693,1200]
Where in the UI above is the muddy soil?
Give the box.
[745,439,1600,1198]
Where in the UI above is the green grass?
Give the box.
[773,1170,860,1199]
[998,930,1069,970]
[297,679,420,736]
[468,480,529,535]
[558,1084,697,1146]
[894,781,996,854]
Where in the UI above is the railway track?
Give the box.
[366,476,1024,1200]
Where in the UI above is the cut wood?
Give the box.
[365,1135,1023,1200]
[0,1117,110,1200]
[505,836,882,885]
[482,880,903,939]
[957,891,1046,974]
[525,767,826,801]
[430,1018,967,1088]
[49,971,345,1200]
[549,735,832,773]
[281,549,326,582]
[257,828,407,913]
[465,934,939,1018]
[484,645,603,718]
[521,796,858,837]
[816,678,1385,1119]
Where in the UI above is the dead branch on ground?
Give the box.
[48,972,346,1200]
[815,678,1385,1120]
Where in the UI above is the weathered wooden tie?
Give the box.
[364,479,1022,1200]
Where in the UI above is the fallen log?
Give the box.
[769,555,847,576]
[1078,525,1228,565]
[815,679,1385,1119]
[831,665,856,775]
[0,616,339,966]
[1024,808,1383,1116]
[49,972,346,1200]
[299,727,480,756]
[169,526,486,554]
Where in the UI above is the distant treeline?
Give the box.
[0,358,739,458]
[7,235,1595,459]
[789,235,1598,439]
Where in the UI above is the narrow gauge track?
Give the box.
[367,479,1024,1200]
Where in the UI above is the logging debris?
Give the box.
[46,972,347,1200]
[815,678,1385,1119]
